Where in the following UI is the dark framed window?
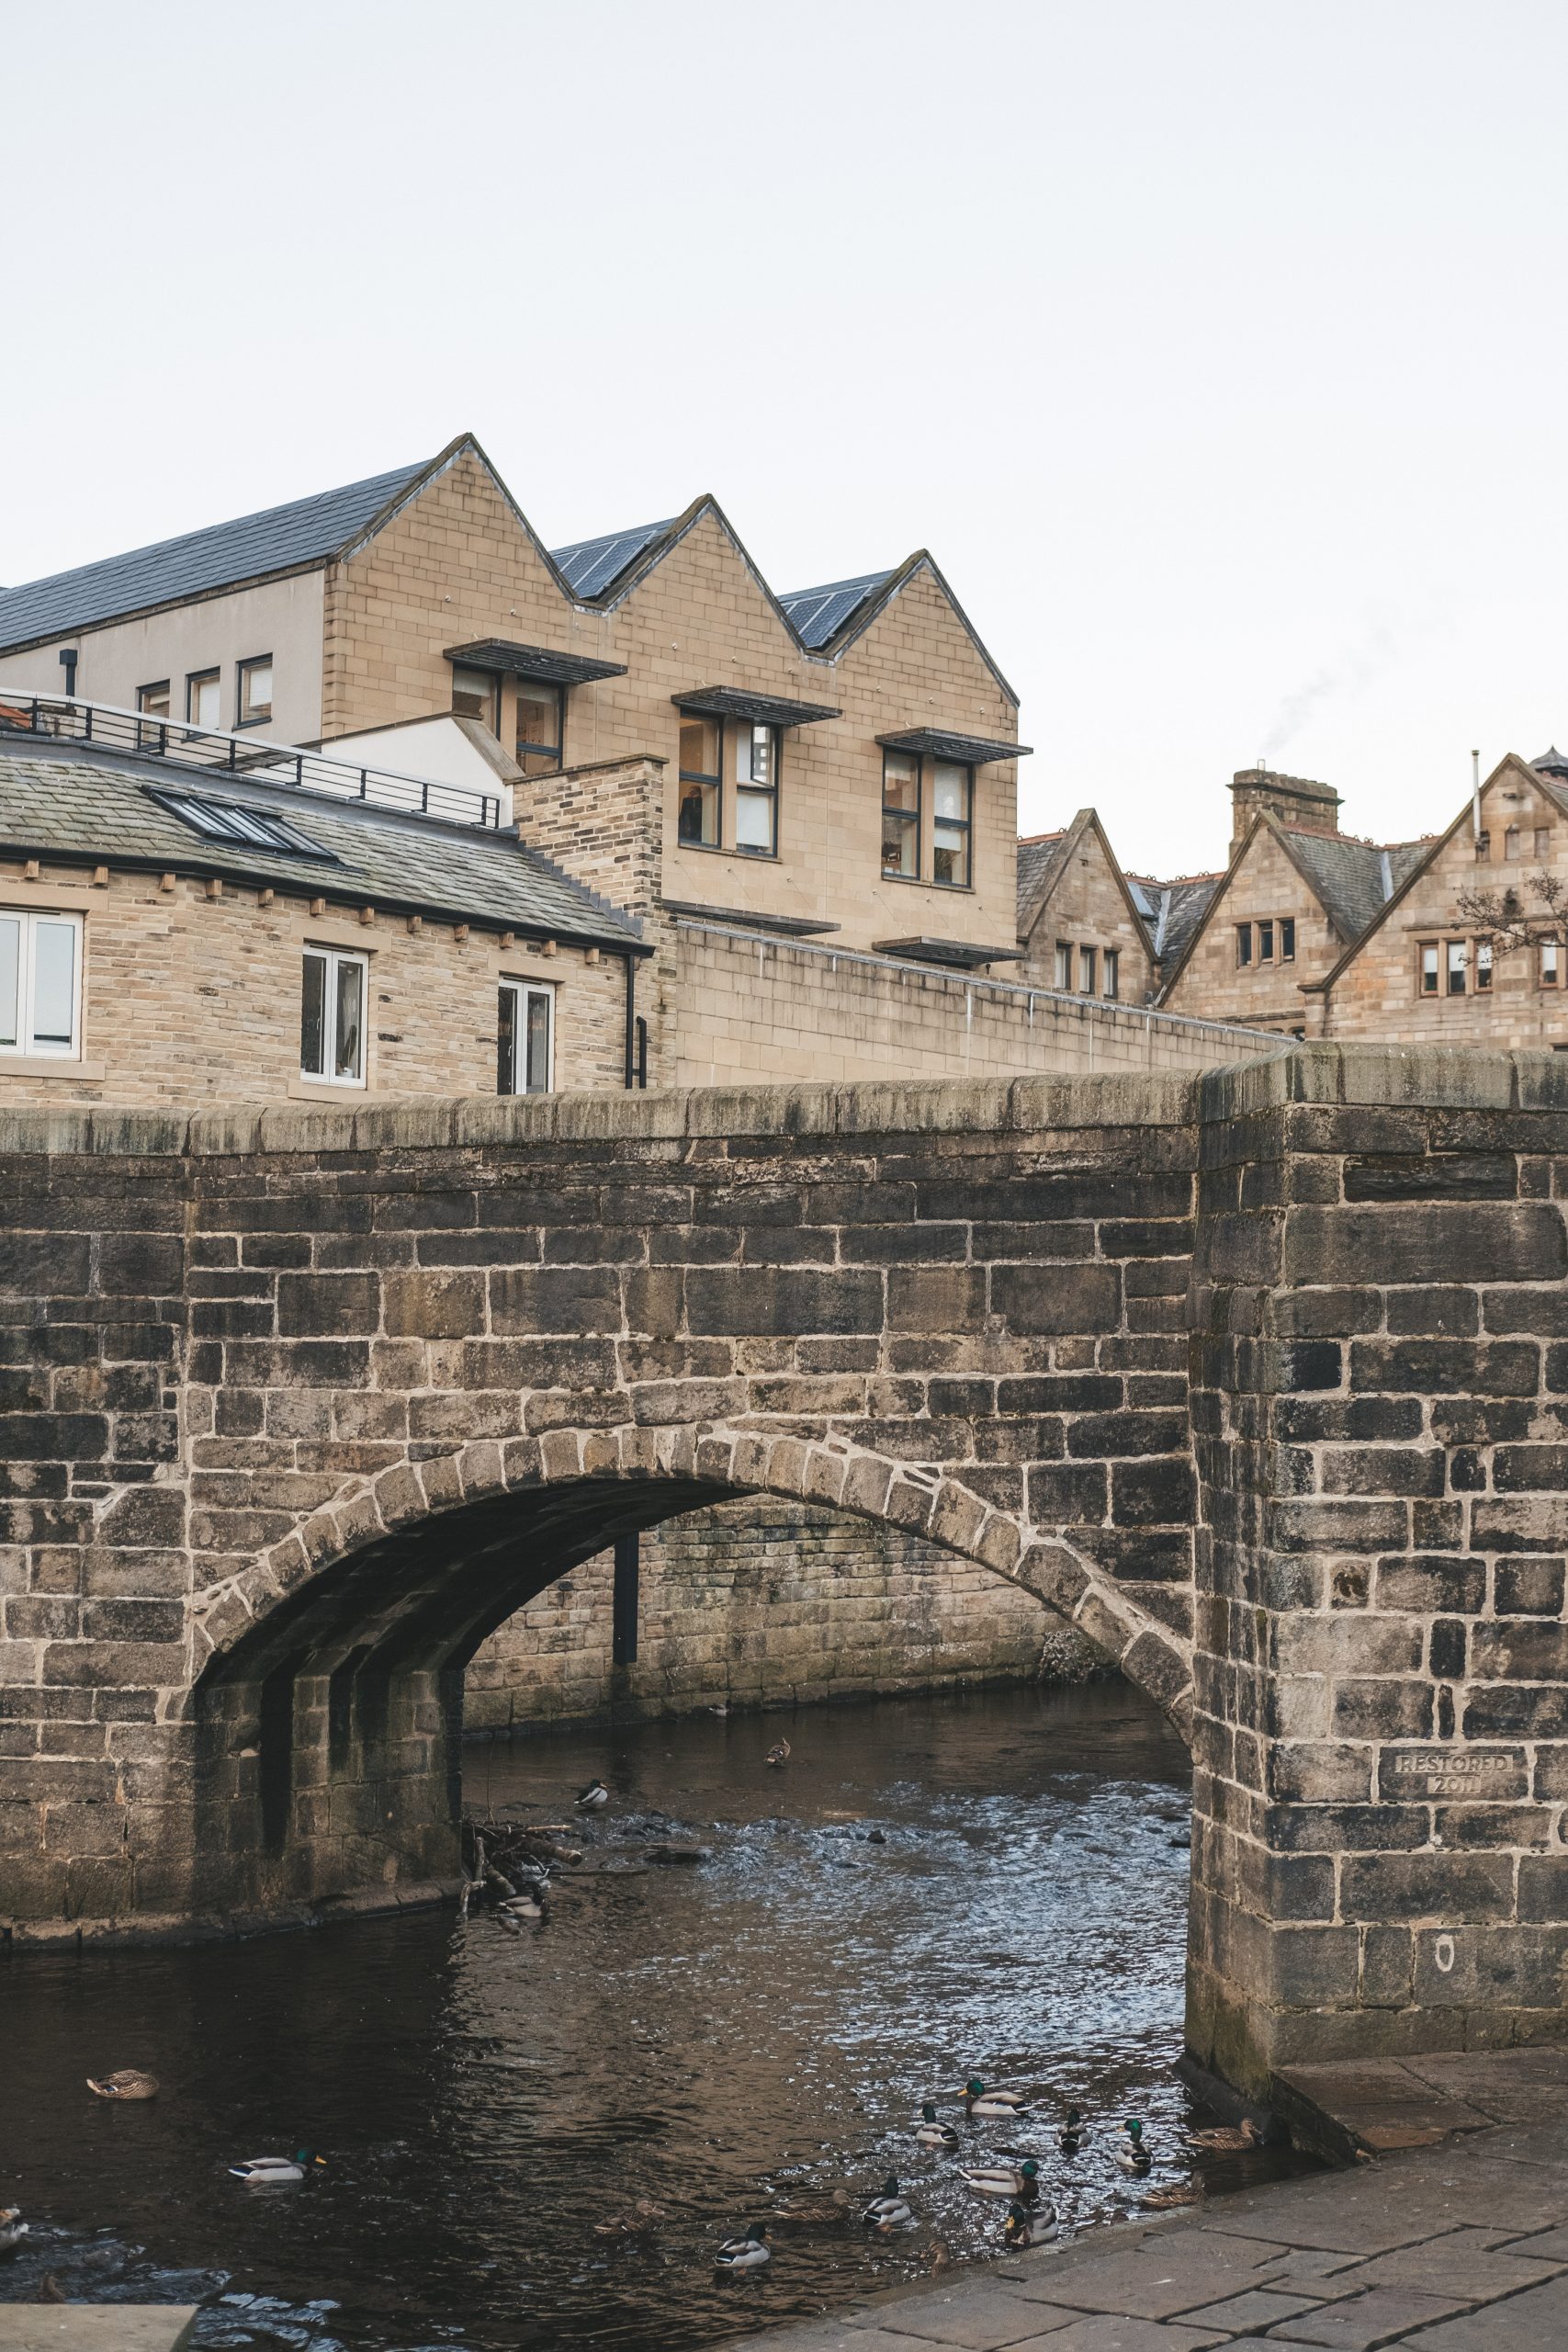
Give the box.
[186,669,220,729]
[882,750,920,878]
[1280,918,1295,961]
[1103,947,1120,1000]
[1235,923,1253,967]
[137,681,170,752]
[300,947,366,1087]
[1054,941,1070,989]
[734,723,779,857]
[678,718,722,847]
[451,664,500,732]
[931,759,973,888]
[1258,919,1275,963]
[236,655,273,728]
[515,682,564,778]
[1419,942,1438,995]
[1078,944,1097,993]
[498,979,554,1094]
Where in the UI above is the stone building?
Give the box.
[1015,807,1220,1011]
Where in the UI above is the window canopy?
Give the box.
[444,639,627,687]
[873,934,1023,968]
[876,728,1033,765]
[671,686,841,729]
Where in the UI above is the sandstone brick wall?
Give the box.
[466,1496,1055,1730]
[671,920,1275,1084]
[0,860,624,1105]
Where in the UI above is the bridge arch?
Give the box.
[189,1423,1195,1917]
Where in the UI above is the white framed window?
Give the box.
[497,979,554,1095]
[1541,937,1561,989]
[1054,940,1071,989]
[236,655,273,728]
[734,724,779,857]
[0,910,83,1058]
[186,669,220,729]
[931,760,973,888]
[300,946,367,1087]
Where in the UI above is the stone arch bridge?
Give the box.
[4,1045,1568,2098]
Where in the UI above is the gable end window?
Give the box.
[1258,919,1275,963]
[300,946,367,1087]
[1235,923,1253,967]
[882,750,920,878]
[1103,947,1120,1000]
[1054,941,1070,989]
[516,683,564,778]
[498,980,555,1094]
[236,656,273,728]
[0,910,83,1058]
[678,718,723,848]
[1447,940,1468,995]
[1419,942,1439,995]
[186,669,220,729]
[735,723,780,857]
[1280,918,1295,961]
[1541,938,1561,988]
[931,761,973,888]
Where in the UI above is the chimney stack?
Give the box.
[1229,764,1341,857]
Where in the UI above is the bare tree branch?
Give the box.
[1452,868,1568,957]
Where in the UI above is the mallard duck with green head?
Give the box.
[1004,2197,1058,2248]
[915,2102,958,2149]
[230,2147,325,2184]
[959,2156,1041,2200]
[862,2175,912,2230]
[1058,2106,1084,2153]
[714,2221,771,2269]
[964,2076,1029,2120]
[1114,2119,1152,2174]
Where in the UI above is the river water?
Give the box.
[1,1681,1306,2348]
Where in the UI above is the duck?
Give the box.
[714,2221,771,2269]
[575,1780,609,1811]
[230,2148,326,2184]
[1183,2119,1263,2153]
[1004,2197,1059,2249]
[771,2188,851,2226]
[0,2209,28,2257]
[593,2198,667,2237]
[862,2175,912,2230]
[86,2069,160,2100]
[499,1876,550,1923]
[764,1740,791,1768]
[1058,2106,1085,2153]
[915,2102,959,2149]
[1142,2183,1202,2211]
[1114,2119,1152,2174]
[964,2076,1029,2120]
[959,2157,1041,2200]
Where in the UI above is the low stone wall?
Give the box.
[466,1498,1074,1732]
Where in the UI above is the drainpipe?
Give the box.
[622,953,637,1088]
[1472,749,1482,842]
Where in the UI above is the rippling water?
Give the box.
[0,1682,1306,2347]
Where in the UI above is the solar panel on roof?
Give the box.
[777,571,892,650]
[549,519,676,601]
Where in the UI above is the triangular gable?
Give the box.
[1156,810,1352,1003]
[819,549,1020,706]
[333,432,579,607]
[576,493,808,658]
[1019,807,1151,946]
[1306,753,1543,999]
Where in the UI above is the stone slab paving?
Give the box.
[720,2052,1568,2352]
[0,2314,197,2350]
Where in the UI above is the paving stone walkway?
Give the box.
[722,2051,1568,2352]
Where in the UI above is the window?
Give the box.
[186,670,220,729]
[0,910,82,1058]
[300,947,366,1087]
[1506,826,1521,862]
[1235,923,1253,967]
[735,723,780,857]
[1475,830,1491,862]
[679,718,722,848]
[1447,940,1467,995]
[1103,947,1120,1000]
[1054,941,1071,989]
[1541,938,1561,988]
[236,656,273,728]
[1280,917,1295,961]
[1476,940,1494,992]
[451,665,500,731]
[1078,944,1097,993]
[515,682,563,778]
[1420,943,1439,995]
[137,681,170,752]
[931,761,973,888]
[497,980,554,1094]
[1537,827,1552,860]
[881,750,920,878]
[151,790,333,859]
[1258,919,1275,962]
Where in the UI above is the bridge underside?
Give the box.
[4,1046,1568,2102]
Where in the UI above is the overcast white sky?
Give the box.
[3,0,1564,874]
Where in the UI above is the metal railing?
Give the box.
[0,692,504,831]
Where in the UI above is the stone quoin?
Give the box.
[4,1044,1568,2104]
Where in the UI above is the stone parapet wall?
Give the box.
[466,1497,1056,1731]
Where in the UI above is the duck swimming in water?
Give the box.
[1114,2119,1152,2174]
[959,2157,1041,2200]
[1004,2197,1058,2248]
[764,1740,791,1768]
[86,2069,160,2100]
[230,2148,325,2184]
[1057,2106,1084,2153]
[862,2175,912,2230]
[964,2076,1029,2120]
[915,2102,959,2149]
[1184,2120,1262,2153]
[575,1779,609,1810]
[714,2221,771,2269]
[0,2210,28,2257]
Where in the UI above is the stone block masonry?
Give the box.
[466,1497,1056,1730]
[6,1048,1568,2105]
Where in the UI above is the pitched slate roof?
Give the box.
[0,460,435,654]
[1127,874,1223,967]
[1279,829,1430,943]
[778,571,895,651]
[1016,831,1067,922]
[549,519,677,601]
[0,736,644,951]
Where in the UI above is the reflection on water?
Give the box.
[1,1682,1303,2348]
